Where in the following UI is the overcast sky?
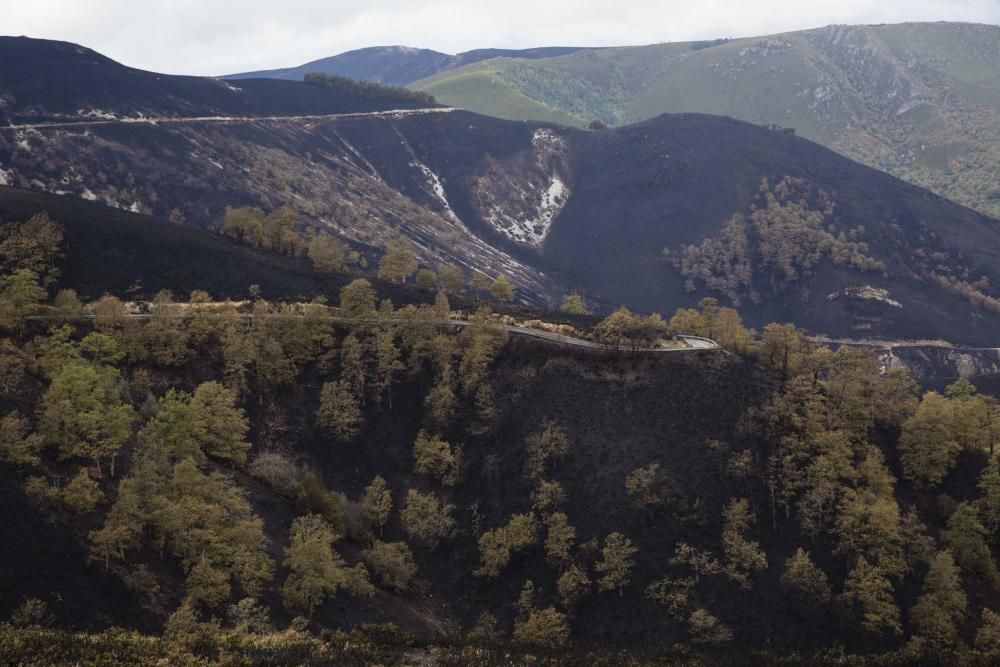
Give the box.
[1,0,998,75]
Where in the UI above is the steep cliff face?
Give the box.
[883,345,1000,383]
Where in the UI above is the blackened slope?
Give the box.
[0,186,416,303]
[0,468,153,631]
[0,37,435,124]
[4,37,1000,344]
[223,45,594,85]
[539,113,1000,345]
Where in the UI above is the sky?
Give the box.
[1,0,998,75]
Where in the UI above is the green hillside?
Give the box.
[414,22,1000,218]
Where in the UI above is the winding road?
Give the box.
[25,311,720,353]
[2,107,456,132]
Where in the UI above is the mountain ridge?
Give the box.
[222,45,594,86]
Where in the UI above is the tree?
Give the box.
[646,576,695,620]
[524,420,570,479]
[374,329,403,408]
[423,378,457,430]
[9,598,54,628]
[140,384,248,466]
[475,513,539,577]
[978,458,1000,532]
[561,294,590,315]
[432,290,451,319]
[0,338,27,396]
[466,612,503,647]
[412,430,462,486]
[470,383,499,438]
[668,308,708,337]
[468,272,493,300]
[670,543,723,583]
[781,548,831,606]
[688,608,734,644]
[515,579,536,619]
[594,307,633,351]
[317,380,363,441]
[458,328,506,395]
[262,207,303,255]
[415,268,437,289]
[0,413,43,466]
[52,289,84,320]
[282,514,372,616]
[910,551,967,650]
[0,212,64,285]
[141,290,193,367]
[401,489,455,549]
[834,489,906,578]
[625,464,664,510]
[186,557,232,607]
[944,502,999,585]
[595,532,637,594]
[222,207,265,246]
[163,599,219,652]
[976,608,1000,651]
[713,307,751,353]
[901,507,936,572]
[898,392,960,487]
[308,234,356,273]
[760,323,803,377]
[361,475,392,536]
[60,468,102,513]
[0,269,47,333]
[489,275,514,302]
[377,238,418,284]
[531,479,566,515]
[437,264,464,292]
[38,357,135,477]
[338,279,377,319]
[190,382,250,464]
[948,381,992,452]
[366,541,417,591]
[557,564,591,609]
[840,557,901,636]
[544,512,576,567]
[226,598,272,634]
[512,607,570,651]
[90,437,274,603]
[339,333,370,404]
[722,498,768,587]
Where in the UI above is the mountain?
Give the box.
[412,22,1000,220]
[4,37,1000,347]
[9,37,1000,664]
[223,45,591,86]
[0,37,437,125]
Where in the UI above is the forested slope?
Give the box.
[2,209,1000,664]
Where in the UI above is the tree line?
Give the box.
[303,72,437,106]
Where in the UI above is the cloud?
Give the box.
[0,0,997,75]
